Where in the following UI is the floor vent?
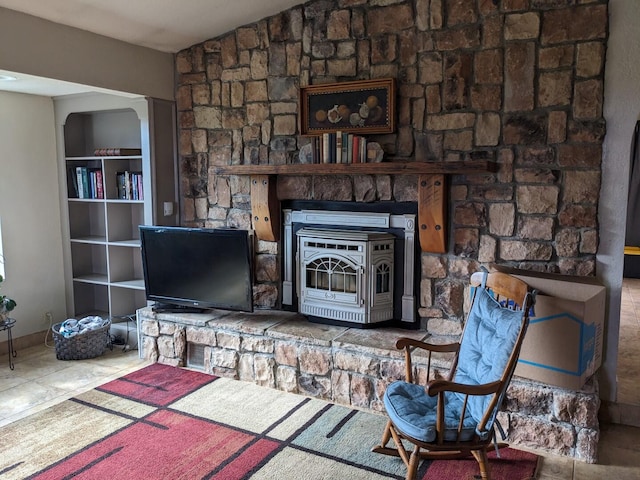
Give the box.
[186,343,205,370]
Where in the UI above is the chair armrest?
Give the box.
[396,337,459,353]
[395,338,460,384]
[425,379,502,397]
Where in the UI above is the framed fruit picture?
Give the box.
[299,78,396,135]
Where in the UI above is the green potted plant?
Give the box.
[0,274,16,321]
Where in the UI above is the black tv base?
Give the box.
[152,303,208,314]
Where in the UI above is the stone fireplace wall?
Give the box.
[175,0,608,331]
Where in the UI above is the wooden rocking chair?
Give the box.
[372,270,535,480]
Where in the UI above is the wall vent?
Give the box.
[186,343,205,370]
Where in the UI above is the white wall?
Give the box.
[0,7,174,101]
[599,0,640,402]
[0,91,67,338]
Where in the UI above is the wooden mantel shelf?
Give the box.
[213,160,497,176]
[213,160,498,253]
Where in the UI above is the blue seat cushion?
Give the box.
[383,381,478,443]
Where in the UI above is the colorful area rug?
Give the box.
[0,364,538,479]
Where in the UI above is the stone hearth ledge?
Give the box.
[137,306,600,463]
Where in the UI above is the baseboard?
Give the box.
[0,329,51,355]
[601,400,640,427]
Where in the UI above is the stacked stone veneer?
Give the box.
[175,0,608,328]
[139,307,600,463]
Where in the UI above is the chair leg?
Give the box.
[373,422,419,480]
[406,445,421,480]
[380,420,392,446]
[372,420,399,456]
[471,448,491,480]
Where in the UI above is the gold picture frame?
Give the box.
[299,78,396,135]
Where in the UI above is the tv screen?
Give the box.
[139,226,254,313]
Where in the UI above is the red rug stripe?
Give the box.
[32,410,267,480]
[97,362,216,406]
[209,438,281,479]
[423,447,538,480]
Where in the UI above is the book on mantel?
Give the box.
[318,132,368,164]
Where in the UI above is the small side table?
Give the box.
[0,317,16,370]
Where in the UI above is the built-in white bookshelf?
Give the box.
[55,94,177,322]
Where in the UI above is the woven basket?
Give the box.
[52,319,111,360]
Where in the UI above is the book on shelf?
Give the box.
[67,167,79,198]
[341,132,349,164]
[94,147,142,156]
[116,171,143,200]
[75,166,88,199]
[322,133,330,164]
[136,172,143,200]
[311,136,321,164]
[131,172,143,200]
[117,171,127,199]
[359,136,367,163]
[74,167,82,199]
[82,168,90,199]
[352,136,360,163]
[95,169,104,199]
[73,167,103,199]
[91,168,102,198]
[330,133,336,163]
[89,169,96,198]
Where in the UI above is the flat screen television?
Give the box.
[139,226,254,313]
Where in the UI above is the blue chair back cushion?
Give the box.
[454,287,522,427]
[383,287,523,443]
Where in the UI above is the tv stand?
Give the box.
[152,303,208,314]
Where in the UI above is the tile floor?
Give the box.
[0,342,149,428]
[1,342,640,479]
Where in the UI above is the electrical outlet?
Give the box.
[44,311,53,326]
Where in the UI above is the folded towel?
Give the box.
[59,316,108,338]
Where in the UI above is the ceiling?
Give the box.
[0,0,303,97]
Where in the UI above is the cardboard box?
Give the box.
[495,267,606,390]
